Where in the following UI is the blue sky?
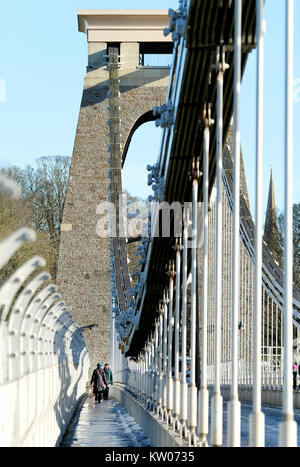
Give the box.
[0,0,299,219]
[240,0,300,217]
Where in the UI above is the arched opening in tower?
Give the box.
[122,113,161,202]
[121,113,162,280]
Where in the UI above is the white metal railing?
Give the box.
[111,0,299,449]
[0,175,90,447]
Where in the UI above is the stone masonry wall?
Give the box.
[57,55,169,373]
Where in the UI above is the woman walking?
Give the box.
[90,363,107,403]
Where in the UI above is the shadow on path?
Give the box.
[60,396,151,448]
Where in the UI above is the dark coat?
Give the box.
[91,367,107,392]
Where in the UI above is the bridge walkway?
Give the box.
[60,395,300,448]
[60,396,151,448]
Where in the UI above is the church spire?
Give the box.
[263,170,282,264]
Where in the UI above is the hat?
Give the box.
[97,362,102,368]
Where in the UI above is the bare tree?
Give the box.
[20,156,71,246]
[277,203,300,288]
[0,156,71,279]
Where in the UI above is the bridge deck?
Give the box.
[60,395,300,448]
[60,396,151,448]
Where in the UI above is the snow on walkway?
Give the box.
[60,396,151,448]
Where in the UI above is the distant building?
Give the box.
[263,170,282,265]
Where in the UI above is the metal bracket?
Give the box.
[164,2,188,41]
[190,157,202,182]
[147,163,164,201]
[153,101,174,129]
[211,46,230,75]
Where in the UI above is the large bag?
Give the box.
[97,369,105,389]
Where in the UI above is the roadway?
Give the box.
[60,394,300,448]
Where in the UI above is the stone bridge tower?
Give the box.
[57,10,172,369]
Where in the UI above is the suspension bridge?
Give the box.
[0,0,299,448]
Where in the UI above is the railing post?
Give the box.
[210,46,228,447]
[139,351,144,404]
[227,0,242,447]
[249,0,265,447]
[157,305,164,416]
[180,209,189,438]
[188,157,200,446]
[167,262,174,425]
[162,290,168,421]
[153,319,159,412]
[142,350,147,406]
[110,306,115,376]
[279,0,297,447]
[198,105,212,446]
[173,238,182,431]
[136,357,140,400]
[141,355,144,402]
[144,342,149,407]
[149,339,153,408]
